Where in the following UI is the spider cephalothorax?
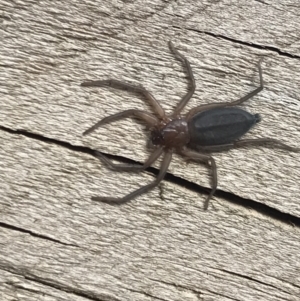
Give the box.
[150,118,190,149]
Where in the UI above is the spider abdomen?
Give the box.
[188,107,261,146]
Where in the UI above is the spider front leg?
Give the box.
[81,79,166,118]
[92,151,172,204]
[169,41,196,116]
[83,109,158,136]
[181,149,217,210]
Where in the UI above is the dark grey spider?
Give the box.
[81,41,299,209]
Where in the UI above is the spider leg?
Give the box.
[193,137,300,153]
[186,59,264,119]
[169,41,196,116]
[81,79,166,118]
[83,109,158,136]
[180,149,217,210]
[93,147,164,172]
[92,151,172,204]
[233,138,300,152]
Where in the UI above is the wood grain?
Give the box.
[1,1,300,300]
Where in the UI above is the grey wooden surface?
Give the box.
[1,1,300,301]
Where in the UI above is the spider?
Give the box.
[81,41,299,209]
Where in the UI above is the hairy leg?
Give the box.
[181,149,217,210]
[83,109,158,136]
[186,59,263,119]
[190,136,300,153]
[93,147,164,172]
[92,151,172,204]
[169,41,196,116]
[81,79,166,118]
[234,138,300,152]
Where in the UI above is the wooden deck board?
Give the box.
[1,0,300,300]
[1,131,300,301]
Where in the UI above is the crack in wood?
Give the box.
[1,125,300,227]
[0,222,78,247]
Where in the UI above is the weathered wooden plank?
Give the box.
[1,0,300,300]
[1,1,299,216]
[0,269,91,301]
[1,131,299,301]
